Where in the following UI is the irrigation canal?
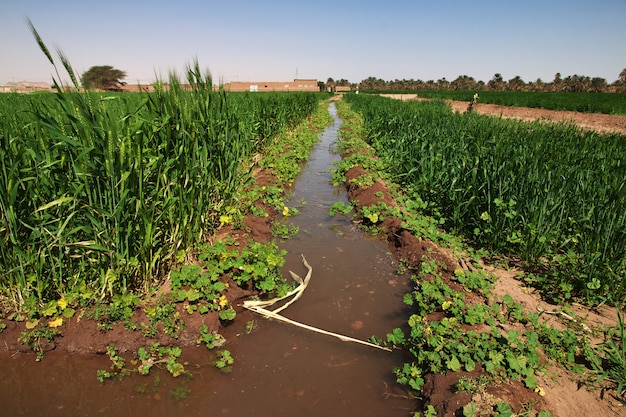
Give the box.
[0,103,416,416]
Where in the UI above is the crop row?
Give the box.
[409,90,626,115]
[0,70,324,315]
[344,94,626,306]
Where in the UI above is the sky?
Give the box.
[1,0,625,86]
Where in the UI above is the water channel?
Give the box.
[0,103,416,416]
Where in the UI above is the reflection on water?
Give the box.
[0,103,416,416]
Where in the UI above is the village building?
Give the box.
[1,79,320,93]
[334,85,352,93]
[0,81,52,93]
[222,79,319,92]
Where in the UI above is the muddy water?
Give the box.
[0,103,416,416]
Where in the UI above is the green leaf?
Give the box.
[42,301,58,317]
[403,293,414,306]
[386,328,405,345]
[463,402,478,417]
[366,212,379,223]
[35,195,74,213]
[175,289,187,302]
[186,288,201,302]
[494,402,512,417]
[218,308,236,321]
[524,374,537,389]
[464,358,476,372]
[167,361,185,377]
[507,353,527,374]
[408,314,421,327]
[446,356,462,372]
[62,307,76,318]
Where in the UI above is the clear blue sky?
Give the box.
[1,0,625,86]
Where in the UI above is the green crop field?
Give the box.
[0,72,324,315]
[344,93,626,306]
[410,90,626,115]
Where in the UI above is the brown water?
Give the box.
[0,103,416,416]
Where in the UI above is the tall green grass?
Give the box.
[0,26,322,316]
[345,94,626,306]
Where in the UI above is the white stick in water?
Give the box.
[243,254,391,352]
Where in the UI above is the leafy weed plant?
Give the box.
[18,325,61,361]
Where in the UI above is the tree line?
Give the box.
[79,65,626,94]
[324,69,626,93]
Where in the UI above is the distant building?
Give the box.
[222,79,319,92]
[1,79,320,94]
[334,86,352,93]
[120,83,157,92]
[0,81,52,93]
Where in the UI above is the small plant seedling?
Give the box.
[97,344,129,382]
[455,375,493,394]
[137,343,186,377]
[245,320,255,334]
[215,349,234,373]
[18,326,61,361]
[329,201,354,216]
[169,384,192,401]
[423,404,438,417]
[197,325,226,349]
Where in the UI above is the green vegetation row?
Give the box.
[343,94,626,306]
[335,99,625,414]
[0,62,325,318]
[410,90,626,115]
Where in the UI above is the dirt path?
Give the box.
[380,94,626,135]
[452,101,626,135]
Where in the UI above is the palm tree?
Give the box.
[507,75,525,91]
[552,73,563,92]
[616,69,626,92]
[451,75,478,90]
[529,78,544,92]
[487,73,504,91]
[589,77,607,92]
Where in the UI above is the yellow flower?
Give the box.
[48,317,63,328]
[219,295,228,308]
[57,298,68,310]
[219,214,232,226]
[282,206,290,216]
[534,386,546,397]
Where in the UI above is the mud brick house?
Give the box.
[222,79,319,92]
[334,85,352,93]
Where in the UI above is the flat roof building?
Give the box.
[222,79,319,92]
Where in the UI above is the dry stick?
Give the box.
[537,307,592,333]
[271,255,313,314]
[243,254,392,352]
[245,304,392,352]
[242,255,311,312]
